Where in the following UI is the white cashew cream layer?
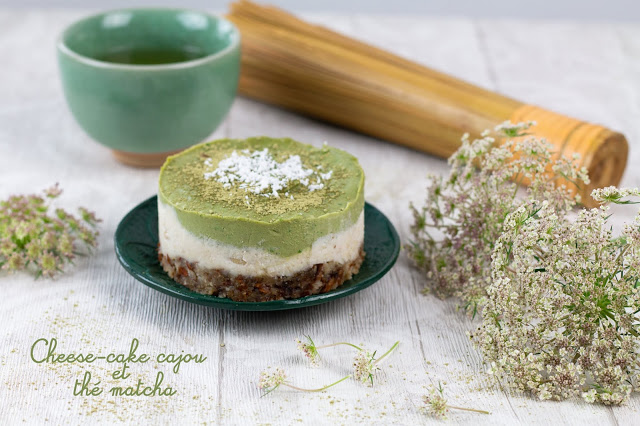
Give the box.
[158,200,364,277]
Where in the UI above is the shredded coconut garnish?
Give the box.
[203,148,331,198]
[320,170,333,180]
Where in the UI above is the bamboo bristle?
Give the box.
[227,1,628,206]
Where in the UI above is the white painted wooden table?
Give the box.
[1,9,640,425]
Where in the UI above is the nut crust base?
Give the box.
[158,245,365,302]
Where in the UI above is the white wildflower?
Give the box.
[475,194,640,405]
[407,122,587,315]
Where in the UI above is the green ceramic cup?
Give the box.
[57,9,240,167]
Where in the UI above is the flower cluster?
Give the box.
[423,383,450,419]
[352,350,380,386]
[423,382,489,419]
[406,122,588,315]
[0,185,101,277]
[258,367,287,395]
[475,188,640,405]
[296,335,320,367]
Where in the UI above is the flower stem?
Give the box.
[316,342,363,351]
[282,375,352,392]
[447,405,490,415]
[374,341,400,365]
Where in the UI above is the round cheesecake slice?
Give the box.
[157,137,365,302]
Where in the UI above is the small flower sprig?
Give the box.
[423,382,490,420]
[258,338,399,395]
[297,336,398,386]
[476,187,640,405]
[0,184,101,278]
[406,122,588,316]
[258,367,351,396]
[296,335,322,366]
[352,342,399,386]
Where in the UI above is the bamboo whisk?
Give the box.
[227,1,628,206]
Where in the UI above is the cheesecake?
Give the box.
[157,137,365,302]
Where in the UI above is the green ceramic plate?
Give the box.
[114,196,400,311]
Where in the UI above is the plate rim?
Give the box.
[114,195,400,311]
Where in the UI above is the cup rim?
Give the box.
[56,8,240,71]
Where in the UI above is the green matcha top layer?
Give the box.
[159,137,365,257]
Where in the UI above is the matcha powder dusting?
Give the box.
[159,137,361,219]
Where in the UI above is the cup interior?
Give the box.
[61,9,238,65]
